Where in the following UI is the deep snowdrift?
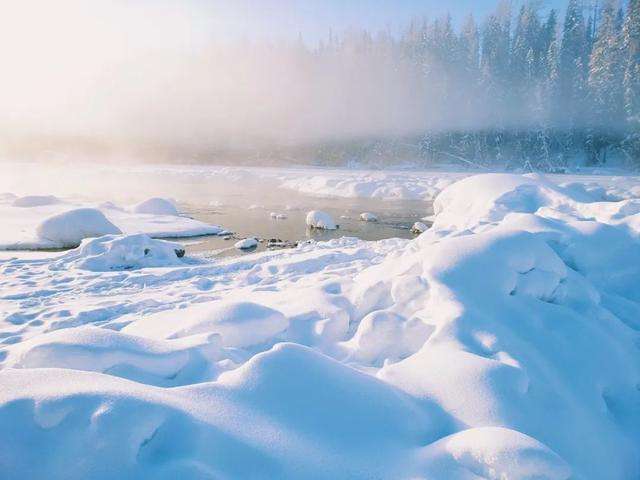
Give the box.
[0,172,639,479]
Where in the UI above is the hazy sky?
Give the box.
[203,0,568,42]
[0,0,570,153]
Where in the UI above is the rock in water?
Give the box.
[360,212,378,222]
[411,221,429,234]
[306,210,337,230]
[235,237,258,250]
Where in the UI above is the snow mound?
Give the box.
[235,237,258,250]
[132,197,179,216]
[36,208,122,247]
[1,326,221,386]
[123,301,289,348]
[54,234,187,271]
[419,427,571,480]
[12,195,60,207]
[343,310,433,366]
[306,210,337,230]
[360,212,378,222]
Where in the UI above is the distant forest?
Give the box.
[242,0,640,170]
[7,0,640,170]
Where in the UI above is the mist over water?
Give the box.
[0,0,562,155]
[1,0,637,169]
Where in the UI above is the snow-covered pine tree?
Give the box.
[588,0,625,130]
[623,0,640,126]
[560,0,588,129]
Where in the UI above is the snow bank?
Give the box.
[0,198,223,250]
[123,301,289,348]
[418,427,571,480]
[1,326,221,386]
[132,197,179,216]
[12,195,60,207]
[36,208,122,247]
[53,234,188,271]
[1,171,640,479]
[306,210,337,230]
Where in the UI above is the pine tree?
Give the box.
[481,4,512,127]
[622,0,640,125]
[588,0,625,130]
[559,0,588,128]
[511,3,543,122]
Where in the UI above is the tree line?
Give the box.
[283,0,640,169]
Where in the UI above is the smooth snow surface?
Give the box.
[234,237,259,250]
[1,171,639,479]
[0,196,222,249]
[132,197,180,216]
[12,195,60,207]
[306,210,337,229]
[36,208,122,248]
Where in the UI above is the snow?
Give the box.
[359,212,378,222]
[0,196,223,250]
[411,221,429,233]
[123,301,289,348]
[12,194,60,207]
[306,210,337,230]
[234,237,258,250]
[36,208,122,248]
[132,197,179,216]
[53,234,189,271]
[1,169,640,479]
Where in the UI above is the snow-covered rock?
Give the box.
[359,212,378,222]
[12,195,61,207]
[35,208,122,247]
[411,221,429,234]
[132,197,179,216]
[235,237,258,250]
[53,234,187,271]
[306,210,337,230]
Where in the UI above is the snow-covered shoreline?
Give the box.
[0,194,222,250]
[1,170,639,479]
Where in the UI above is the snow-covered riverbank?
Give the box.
[1,171,639,479]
